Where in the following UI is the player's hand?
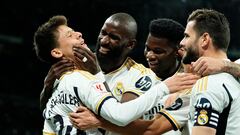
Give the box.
[73,46,101,75]
[164,93,180,108]
[69,106,101,130]
[44,58,75,90]
[164,73,200,93]
[40,58,74,111]
[191,57,225,76]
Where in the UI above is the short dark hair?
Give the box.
[33,15,67,63]
[188,9,230,52]
[149,18,185,49]
[109,13,137,39]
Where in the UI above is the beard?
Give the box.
[95,39,125,64]
[182,46,200,64]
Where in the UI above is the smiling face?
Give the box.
[52,25,87,63]
[144,33,178,78]
[96,20,129,57]
[95,18,133,70]
[180,21,202,64]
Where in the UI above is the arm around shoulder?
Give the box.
[223,60,240,77]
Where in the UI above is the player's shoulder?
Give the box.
[60,70,97,81]
[127,58,158,77]
[208,72,237,85]
[194,72,238,93]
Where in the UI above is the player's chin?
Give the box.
[149,65,159,72]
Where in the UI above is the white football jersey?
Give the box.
[189,73,240,135]
[103,57,160,135]
[43,70,111,135]
[143,66,184,135]
[159,90,191,135]
[104,57,160,101]
[143,65,183,120]
[42,69,170,135]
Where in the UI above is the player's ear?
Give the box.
[127,39,136,50]
[51,48,63,58]
[201,32,210,50]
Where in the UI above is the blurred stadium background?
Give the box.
[0,0,239,134]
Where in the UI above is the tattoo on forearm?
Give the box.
[224,61,240,77]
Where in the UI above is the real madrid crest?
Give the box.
[114,82,125,96]
[197,109,209,125]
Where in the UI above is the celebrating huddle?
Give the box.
[34,9,240,135]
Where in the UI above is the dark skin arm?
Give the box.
[40,59,75,111]
[73,46,100,75]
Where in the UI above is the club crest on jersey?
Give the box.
[135,76,152,91]
[195,97,212,109]
[166,97,183,110]
[114,82,125,96]
[197,109,209,125]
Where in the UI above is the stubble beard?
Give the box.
[182,46,200,64]
[96,41,125,67]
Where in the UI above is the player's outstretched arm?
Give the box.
[163,72,200,92]
[75,72,196,127]
[69,106,173,135]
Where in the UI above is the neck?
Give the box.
[99,57,127,74]
[156,59,181,80]
[203,49,227,59]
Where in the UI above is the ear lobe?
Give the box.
[51,48,63,58]
[201,33,210,49]
[127,39,137,49]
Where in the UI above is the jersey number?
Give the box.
[53,115,86,135]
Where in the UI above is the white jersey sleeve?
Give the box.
[61,71,168,127]
[159,94,190,131]
[97,82,169,126]
[62,71,113,114]
[189,73,240,134]
[44,70,169,129]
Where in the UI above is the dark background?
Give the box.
[0,0,239,134]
